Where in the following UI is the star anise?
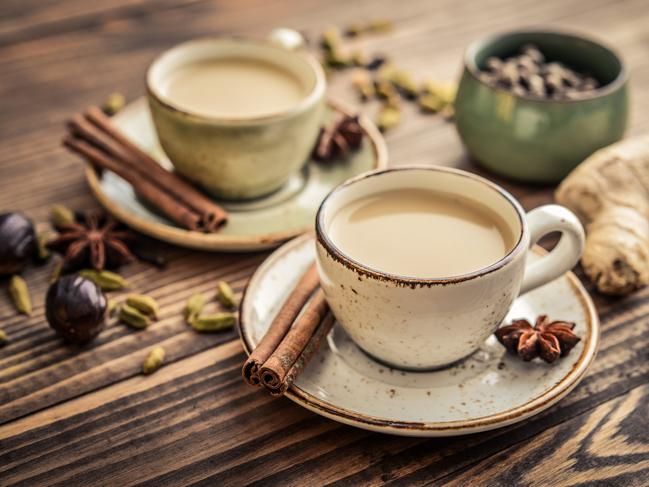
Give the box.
[47,211,135,272]
[312,115,364,162]
[495,315,581,363]
[337,115,364,149]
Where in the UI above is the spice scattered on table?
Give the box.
[47,211,135,272]
[50,204,75,227]
[190,312,237,333]
[102,92,125,115]
[317,22,457,132]
[376,105,401,132]
[126,294,159,319]
[35,233,51,263]
[118,294,159,329]
[216,281,238,309]
[107,298,118,316]
[184,285,238,333]
[142,346,165,375]
[46,274,108,345]
[351,69,375,100]
[0,212,36,276]
[50,261,63,283]
[479,43,600,99]
[495,315,580,363]
[0,202,234,353]
[119,303,151,329]
[78,269,128,291]
[312,115,364,162]
[184,293,205,323]
[9,275,32,315]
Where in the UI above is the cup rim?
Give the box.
[145,36,326,125]
[315,165,528,285]
[464,29,628,104]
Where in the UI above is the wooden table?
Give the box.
[1,1,648,485]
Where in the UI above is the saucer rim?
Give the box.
[84,98,388,252]
[238,233,600,436]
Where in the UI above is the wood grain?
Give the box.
[1,0,649,485]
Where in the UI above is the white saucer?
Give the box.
[84,98,387,252]
[239,234,599,437]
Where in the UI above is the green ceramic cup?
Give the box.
[146,34,326,200]
[455,30,629,183]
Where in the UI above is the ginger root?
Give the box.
[555,136,649,295]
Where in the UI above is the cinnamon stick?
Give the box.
[82,106,228,230]
[272,312,335,396]
[63,135,203,231]
[242,263,320,386]
[259,289,330,394]
[67,115,136,169]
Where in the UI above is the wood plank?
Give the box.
[439,385,649,486]
[2,0,649,484]
[0,304,646,484]
[0,253,265,423]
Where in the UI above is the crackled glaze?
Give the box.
[85,98,387,252]
[146,37,326,199]
[315,167,584,369]
[238,233,599,437]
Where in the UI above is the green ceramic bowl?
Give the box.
[455,30,629,183]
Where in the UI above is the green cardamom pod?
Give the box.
[377,106,401,132]
[107,298,118,316]
[324,48,351,69]
[36,233,51,261]
[376,64,397,84]
[102,92,125,116]
[417,93,444,113]
[142,346,165,375]
[126,294,159,318]
[190,312,237,333]
[351,50,369,68]
[216,281,237,309]
[9,275,32,315]
[50,204,75,227]
[118,303,151,329]
[375,79,398,100]
[0,329,8,347]
[422,80,456,105]
[321,26,342,51]
[184,293,205,323]
[393,70,418,98]
[50,261,63,283]
[352,70,375,101]
[79,269,127,291]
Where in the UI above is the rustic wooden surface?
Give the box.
[1,0,649,485]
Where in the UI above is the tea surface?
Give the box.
[328,189,516,278]
[161,58,306,118]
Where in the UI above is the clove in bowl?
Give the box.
[454,30,629,183]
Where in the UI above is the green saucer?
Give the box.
[85,98,387,252]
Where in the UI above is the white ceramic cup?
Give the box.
[315,166,585,370]
[146,30,326,200]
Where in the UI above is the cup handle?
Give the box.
[267,28,307,51]
[519,205,585,295]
